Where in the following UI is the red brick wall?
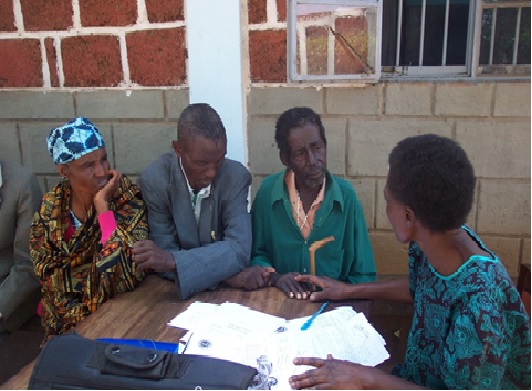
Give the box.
[248,0,288,83]
[249,0,267,24]
[61,35,123,87]
[249,30,287,83]
[0,39,42,87]
[127,28,187,86]
[21,0,73,31]
[248,0,287,23]
[0,0,15,32]
[146,0,184,23]
[277,0,287,22]
[0,0,287,88]
[80,0,137,27]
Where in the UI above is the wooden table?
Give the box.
[1,274,372,389]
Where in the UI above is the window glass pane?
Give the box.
[517,7,531,64]
[401,0,422,66]
[305,26,329,75]
[446,0,469,65]
[381,0,399,66]
[483,0,528,3]
[333,15,373,74]
[294,2,378,77]
[382,0,470,71]
[479,8,493,65]
[423,0,446,66]
[493,8,518,64]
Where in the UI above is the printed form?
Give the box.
[168,303,389,389]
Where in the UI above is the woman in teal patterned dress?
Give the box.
[289,134,530,389]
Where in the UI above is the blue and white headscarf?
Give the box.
[47,117,105,165]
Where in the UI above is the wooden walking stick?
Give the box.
[309,236,335,290]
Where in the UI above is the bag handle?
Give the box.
[104,344,167,369]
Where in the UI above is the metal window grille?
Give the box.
[478,0,530,74]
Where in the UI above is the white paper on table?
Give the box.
[168,301,220,329]
[168,301,286,338]
[184,328,271,367]
[167,302,390,390]
[264,309,390,389]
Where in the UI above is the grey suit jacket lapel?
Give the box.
[170,157,200,249]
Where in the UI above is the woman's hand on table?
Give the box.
[289,355,374,390]
[290,355,425,390]
[294,274,350,302]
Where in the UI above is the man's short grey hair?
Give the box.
[177,103,226,141]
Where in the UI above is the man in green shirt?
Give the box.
[250,107,376,299]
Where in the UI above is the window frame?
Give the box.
[287,0,383,82]
[472,0,531,77]
[381,0,475,78]
[287,0,531,83]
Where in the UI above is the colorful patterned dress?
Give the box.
[393,225,531,389]
[30,175,148,342]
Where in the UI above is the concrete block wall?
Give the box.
[0,89,189,191]
[247,82,531,277]
[0,0,529,279]
[0,86,529,279]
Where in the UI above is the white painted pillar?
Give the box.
[185,0,249,166]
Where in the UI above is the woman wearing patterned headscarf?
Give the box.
[30,117,148,344]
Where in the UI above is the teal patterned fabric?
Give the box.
[393,225,531,389]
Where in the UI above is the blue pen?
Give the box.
[301,301,329,330]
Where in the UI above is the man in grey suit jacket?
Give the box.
[0,160,42,341]
[133,103,272,299]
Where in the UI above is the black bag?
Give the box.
[28,332,258,389]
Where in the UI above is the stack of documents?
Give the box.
[168,302,389,389]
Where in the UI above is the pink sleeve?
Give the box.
[98,210,117,244]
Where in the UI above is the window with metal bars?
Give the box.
[287,0,530,82]
[478,0,530,76]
